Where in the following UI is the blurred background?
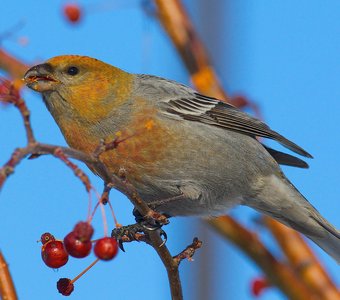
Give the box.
[0,1,339,299]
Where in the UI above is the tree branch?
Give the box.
[154,0,228,101]
[0,48,29,84]
[173,237,202,266]
[148,230,183,300]
[264,217,340,300]
[0,251,18,300]
[207,217,318,300]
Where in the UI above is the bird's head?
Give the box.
[24,55,133,123]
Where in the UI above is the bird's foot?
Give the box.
[111,219,167,252]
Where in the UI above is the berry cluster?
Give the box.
[40,221,118,296]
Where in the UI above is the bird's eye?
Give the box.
[66,66,79,76]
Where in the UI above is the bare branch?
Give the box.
[0,78,35,143]
[53,147,92,192]
[0,49,29,81]
[154,0,228,101]
[173,237,202,266]
[148,230,183,300]
[0,251,18,300]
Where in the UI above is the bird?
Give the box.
[24,55,340,262]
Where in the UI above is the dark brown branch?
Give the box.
[53,147,92,192]
[0,143,100,191]
[148,235,202,300]
[147,235,202,300]
[0,78,35,143]
[173,237,202,266]
[148,230,183,300]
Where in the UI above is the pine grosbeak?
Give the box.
[24,55,340,262]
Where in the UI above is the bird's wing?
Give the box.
[160,91,312,159]
[262,146,309,168]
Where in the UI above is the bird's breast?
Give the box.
[59,107,180,183]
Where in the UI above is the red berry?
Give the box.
[73,221,94,241]
[41,240,69,268]
[64,232,92,258]
[40,232,55,245]
[63,3,82,23]
[94,237,119,261]
[251,277,270,297]
[57,278,74,296]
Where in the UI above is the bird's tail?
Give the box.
[249,174,340,263]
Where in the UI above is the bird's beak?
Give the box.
[23,63,59,92]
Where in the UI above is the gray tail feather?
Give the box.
[278,212,340,263]
[307,230,340,264]
[306,216,340,263]
[251,174,340,263]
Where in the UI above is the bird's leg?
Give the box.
[127,193,185,234]
[147,192,186,207]
[133,207,169,238]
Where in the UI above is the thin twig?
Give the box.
[53,147,92,192]
[0,78,35,143]
[173,237,202,266]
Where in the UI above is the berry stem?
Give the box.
[70,258,99,284]
[93,188,108,237]
[90,201,100,222]
[99,200,108,237]
[87,188,93,222]
[107,200,121,228]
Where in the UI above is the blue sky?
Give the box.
[0,1,339,299]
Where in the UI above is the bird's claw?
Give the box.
[118,240,125,252]
[111,220,168,251]
[159,229,167,247]
[111,223,144,252]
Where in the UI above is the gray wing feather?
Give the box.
[165,92,312,158]
[263,146,309,168]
